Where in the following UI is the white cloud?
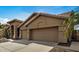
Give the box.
[0,12,31,24]
[0,17,10,24]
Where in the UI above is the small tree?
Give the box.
[63,11,79,42]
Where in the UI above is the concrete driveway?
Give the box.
[0,42,57,52]
[0,42,27,52]
[0,39,79,52]
[12,39,79,52]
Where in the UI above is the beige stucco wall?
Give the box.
[20,16,64,29]
[19,29,30,40]
[26,16,64,29]
[21,30,27,39]
[58,26,68,43]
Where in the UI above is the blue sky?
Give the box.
[0,6,78,24]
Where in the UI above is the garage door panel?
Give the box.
[31,27,58,42]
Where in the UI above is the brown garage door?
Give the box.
[31,27,58,42]
[21,30,27,39]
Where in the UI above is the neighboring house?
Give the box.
[74,24,79,30]
[18,12,72,44]
[58,11,72,17]
[7,19,23,39]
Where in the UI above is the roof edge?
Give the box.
[18,12,69,29]
[18,12,38,28]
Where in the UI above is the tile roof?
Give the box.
[7,19,23,24]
